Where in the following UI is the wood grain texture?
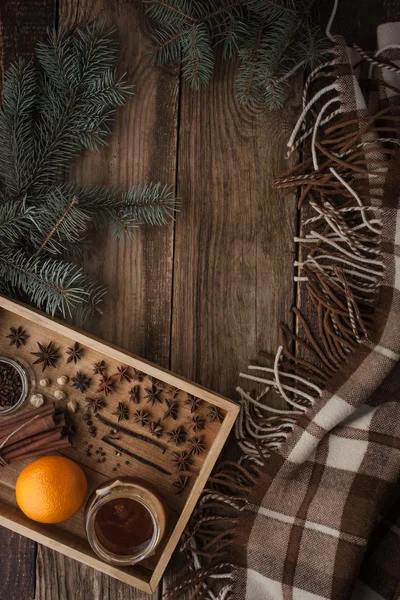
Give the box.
[0,2,56,599]
[171,54,300,403]
[36,0,180,598]
[166,52,301,594]
[60,0,179,370]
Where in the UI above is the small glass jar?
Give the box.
[0,356,32,416]
[85,477,168,566]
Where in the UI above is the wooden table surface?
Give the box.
[0,1,398,598]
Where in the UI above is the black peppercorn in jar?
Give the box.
[0,356,33,416]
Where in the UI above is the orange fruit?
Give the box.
[16,456,88,524]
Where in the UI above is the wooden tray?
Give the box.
[0,296,238,593]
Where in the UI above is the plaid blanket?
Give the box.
[171,22,400,600]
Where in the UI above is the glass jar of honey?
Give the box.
[84,477,168,566]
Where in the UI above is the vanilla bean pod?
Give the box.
[102,436,171,475]
[95,413,166,453]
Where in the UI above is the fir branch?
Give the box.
[182,24,214,89]
[0,60,37,199]
[36,195,80,255]
[0,201,34,246]
[145,0,330,108]
[113,183,177,236]
[0,249,105,318]
[0,21,177,320]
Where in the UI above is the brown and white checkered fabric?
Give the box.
[229,25,400,600]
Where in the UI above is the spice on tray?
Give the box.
[113,366,132,383]
[31,341,61,371]
[208,405,224,423]
[85,396,106,414]
[131,368,145,383]
[128,385,140,404]
[148,419,163,439]
[97,375,115,396]
[167,426,187,446]
[167,385,180,399]
[95,413,166,452]
[171,451,191,472]
[71,371,92,393]
[30,393,44,408]
[186,414,205,433]
[133,409,151,427]
[151,377,164,390]
[184,395,203,413]
[114,402,129,422]
[6,326,29,348]
[173,475,189,494]
[93,361,106,375]
[0,361,23,408]
[187,436,206,456]
[145,384,162,407]
[0,405,72,465]
[163,399,179,420]
[66,342,84,364]
[101,436,171,475]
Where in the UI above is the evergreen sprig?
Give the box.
[0,21,177,320]
[145,0,330,108]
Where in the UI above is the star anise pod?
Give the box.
[173,475,189,494]
[184,394,203,413]
[171,451,191,472]
[145,384,162,407]
[85,396,106,414]
[93,360,106,375]
[163,399,179,420]
[134,409,151,427]
[187,436,206,456]
[167,385,180,399]
[66,342,84,364]
[6,326,29,349]
[150,377,164,390]
[131,368,145,383]
[129,385,141,404]
[148,419,163,439]
[186,415,205,433]
[113,365,132,383]
[208,406,224,423]
[167,426,186,446]
[31,341,60,372]
[97,376,115,396]
[72,371,92,393]
[114,402,129,422]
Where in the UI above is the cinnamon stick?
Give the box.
[3,433,71,462]
[0,413,57,448]
[7,437,72,464]
[0,404,55,433]
[1,426,66,455]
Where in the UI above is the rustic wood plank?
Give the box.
[36,0,179,598]
[0,2,56,599]
[171,56,300,399]
[166,52,301,594]
[60,0,179,370]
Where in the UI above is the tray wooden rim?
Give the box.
[0,296,239,593]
